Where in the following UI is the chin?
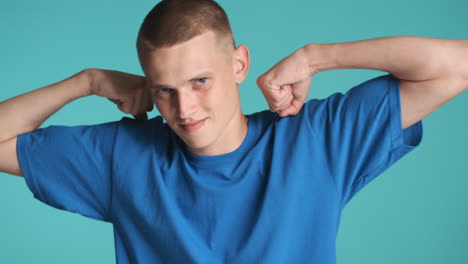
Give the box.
[177,132,208,148]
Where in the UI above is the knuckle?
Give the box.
[119,105,131,114]
[272,96,282,104]
[256,76,265,87]
[258,75,276,90]
[266,79,277,89]
[268,103,275,112]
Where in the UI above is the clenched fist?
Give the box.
[88,69,153,121]
[256,46,315,118]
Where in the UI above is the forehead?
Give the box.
[141,31,228,84]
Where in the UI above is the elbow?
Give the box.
[443,39,468,91]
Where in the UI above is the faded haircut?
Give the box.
[136,0,236,54]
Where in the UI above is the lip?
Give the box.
[179,118,207,133]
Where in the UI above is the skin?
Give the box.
[5,33,465,177]
[257,37,468,129]
[138,30,251,156]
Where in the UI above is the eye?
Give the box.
[157,88,172,94]
[197,78,207,84]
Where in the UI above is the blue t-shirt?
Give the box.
[17,73,423,264]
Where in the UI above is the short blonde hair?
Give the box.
[136,0,235,54]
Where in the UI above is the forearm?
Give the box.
[0,69,92,143]
[303,36,468,82]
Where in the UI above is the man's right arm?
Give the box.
[0,68,152,177]
[0,69,92,177]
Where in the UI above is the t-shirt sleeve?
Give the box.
[305,74,423,207]
[16,121,119,222]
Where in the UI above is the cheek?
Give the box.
[153,99,171,116]
[206,82,229,109]
[215,88,238,118]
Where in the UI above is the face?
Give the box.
[138,30,250,154]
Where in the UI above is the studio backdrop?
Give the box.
[1,0,467,263]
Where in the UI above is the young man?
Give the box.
[0,0,466,263]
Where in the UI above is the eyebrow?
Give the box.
[150,71,214,89]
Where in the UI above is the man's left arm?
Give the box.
[304,36,468,129]
[257,36,468,129]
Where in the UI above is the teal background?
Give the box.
[1,0,467,263]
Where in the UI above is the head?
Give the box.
[136,0,250,155]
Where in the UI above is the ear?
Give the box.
[232,44,250,84]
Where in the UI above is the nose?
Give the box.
[176,90,197,120]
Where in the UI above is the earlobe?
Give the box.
[233,45,250,84]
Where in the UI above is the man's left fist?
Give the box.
[256,46,314,117]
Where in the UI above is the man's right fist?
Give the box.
[87,68,153,121]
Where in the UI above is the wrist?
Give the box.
[300,43,340,75]
[82,68,97,97]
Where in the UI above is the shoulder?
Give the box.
[116,116,170,145]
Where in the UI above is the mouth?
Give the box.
[179,118,208,133]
